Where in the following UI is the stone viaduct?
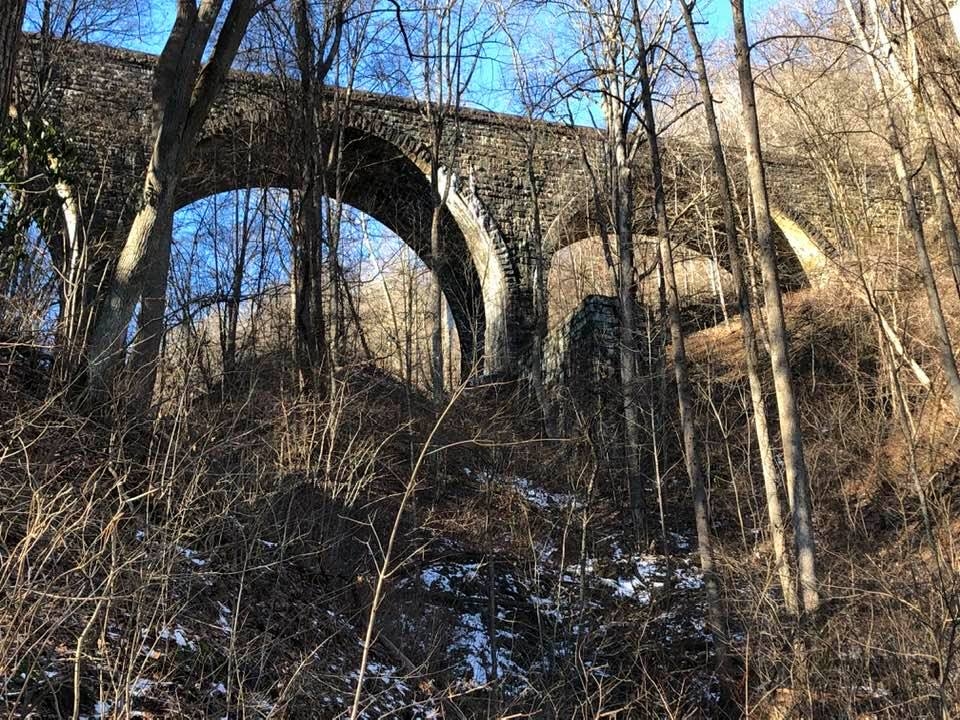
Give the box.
[16,37,867,376]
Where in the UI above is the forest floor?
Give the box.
[2,286,959,718]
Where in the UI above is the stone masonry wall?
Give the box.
[14,35,889,376]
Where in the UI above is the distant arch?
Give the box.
[544,187,826,292]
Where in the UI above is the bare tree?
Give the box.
[392,0,491,404]
[570,0,651,538]
[842,0,960,414]
[630,0,730,685]
[730,0,820,614]
[85,0,262,403]
[288,0,344,393]
[497,7,558,432]
[679,0,798,614]
[0,0,27,117]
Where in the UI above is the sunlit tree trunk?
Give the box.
[635,17,729,680]
[680,0,798,614]
[429,160,444,403]
[127,211,172,404]
[732,0,820,614]
[86,0,258,403]
[525,134,554,433]
[842,0,960,415]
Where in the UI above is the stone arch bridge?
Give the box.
[17,37,867,377]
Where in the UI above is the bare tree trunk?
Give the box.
[86,0,258,401]
[221,189,256,381]
[894,2,960,305]
[127,209,173,405]
[732,0,820,615]
[290,0,340,395]
[635,20,729,681]
[53,187,100,389]
[429,186,444,404]
[843,0,960,415]
[326,195,347,364]
[525,137,553,433]
[0,0,26,117]
[680,0,798,615]
[602,95,646,541]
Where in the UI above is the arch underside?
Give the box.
[177,125,491,377]
[544,190,817,292]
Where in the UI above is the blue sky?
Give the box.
[95,0,781,92]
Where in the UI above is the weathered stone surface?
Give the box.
[16,36,894,376]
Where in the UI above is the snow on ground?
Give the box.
[462,468,580,511]
[416,469,708,702]
[450,611,523,688]
[562,547,703,607]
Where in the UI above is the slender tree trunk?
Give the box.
[222,197,252,381]
[732,0,820,614]
[843,0,960,415]
[898,2,960,304]
[635,23,729,681]
[680,0,798,614]
[603,95,646,541]
[326,195,347,364]
[0,0,26,117]
[429,176,444,404]
[53,188,99,389]
[923,139,960,303]
[525,136,553,433]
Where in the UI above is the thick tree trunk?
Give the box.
[680,0,798,615]
[291,0,330,394]
[127,209,173,405]
[85,0,257,403]
[87,193,170,393]
[0,0,27,117]
[732,0,821,615]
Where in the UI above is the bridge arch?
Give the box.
[175,107,516,375]
[542,186,829,292]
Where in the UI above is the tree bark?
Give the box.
[430,196,444,404]
[0,0,27,117]
[86,0,258,402]
[843,0,960,415]
[609,111,646,540]
[634,20,729,682]
[731,0,820,615]
[291,0,331,394]
[525,134,554,433]
[127,209,173,405]
[680,0,798,615]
